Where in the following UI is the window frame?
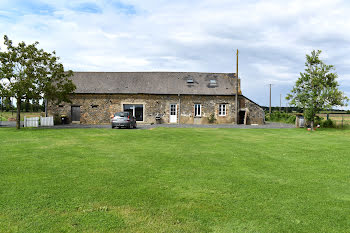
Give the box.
[123,104,144,122]
[219,104,227,116]
[194,104,201,117]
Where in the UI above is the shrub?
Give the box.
[265,111,296,124]
[286,115,296,124]
[53,114,61,125]
[208,113,216,124]
[321,119,335,128]
[314,116,324,125]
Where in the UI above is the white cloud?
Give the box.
[0,0,350,108]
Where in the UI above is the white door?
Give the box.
[170,104,177,123]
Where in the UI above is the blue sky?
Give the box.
[1,0,350,108]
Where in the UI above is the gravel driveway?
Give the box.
[0,121,294,129]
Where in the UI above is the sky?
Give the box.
[0,0,350,108]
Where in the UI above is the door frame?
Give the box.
[238,109,247,125]
[169,104,177,123]
[71,105,81,124]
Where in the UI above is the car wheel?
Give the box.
[112,125,115,129]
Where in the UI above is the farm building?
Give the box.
[48,72,264,125]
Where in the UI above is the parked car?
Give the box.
[111,112,137,129]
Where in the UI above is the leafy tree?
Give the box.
[32,98,41,112]
[23,98,31,112]
[0,35,76,129]
[1,97,12,112]
[286,50,348,129]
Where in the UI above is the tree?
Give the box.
[23,97,31,112]
[0,35,76,129]
[286,50,348,129]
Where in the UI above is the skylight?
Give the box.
[187,79,194,83]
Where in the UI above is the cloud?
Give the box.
[71,2,102,14]
[0,0,350,108]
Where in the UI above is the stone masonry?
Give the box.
[48,94,264,125]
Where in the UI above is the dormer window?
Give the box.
[187,78,194,84]
[209,79,217,86]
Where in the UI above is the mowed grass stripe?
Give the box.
[0,128,350,232]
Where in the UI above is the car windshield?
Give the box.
[114,112,128,117]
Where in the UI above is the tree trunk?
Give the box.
[16,97,21,129]
[310,120,314,131]
[45,99,48,117]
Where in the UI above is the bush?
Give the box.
[208,113,216,124]
[286,115,296,124]
[321,119,335,128]
[265,111,296,124]
[314,116,324,126]
[53,114,61,125]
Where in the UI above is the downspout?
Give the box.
[235,49,239,124]
[178,94,181,124]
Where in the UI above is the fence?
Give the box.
[317,113,350,128]
[40,116,54,126]
[24,116,54,127]
[24,116,39,127]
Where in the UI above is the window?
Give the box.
[209,79,217,87]
[187,78,194,84]
[194,104,201,117]
[170,104,176,116]
[219,104,227,116]
[114,112,129,117]
[123,104,143,121]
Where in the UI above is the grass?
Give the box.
[0,111,42,121]
[1,127,350,232]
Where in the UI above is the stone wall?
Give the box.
[48,94,264,125]
[244,98,265,125]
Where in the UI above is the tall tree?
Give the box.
[0,35,76,129]
[3,97,13,112]
[286,50,348,129]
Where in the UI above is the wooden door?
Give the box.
[71,106,81,122]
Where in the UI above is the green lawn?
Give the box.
[1,128,350,232]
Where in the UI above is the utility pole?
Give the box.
[280,94,282,112]
[0,96,2,126]
[269,84,272,115]
[235,49,239,124]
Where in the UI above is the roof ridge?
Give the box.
[71,71,235,74]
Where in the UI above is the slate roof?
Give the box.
[71,72,238,95]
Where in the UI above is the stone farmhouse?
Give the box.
[48,72,264,125]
